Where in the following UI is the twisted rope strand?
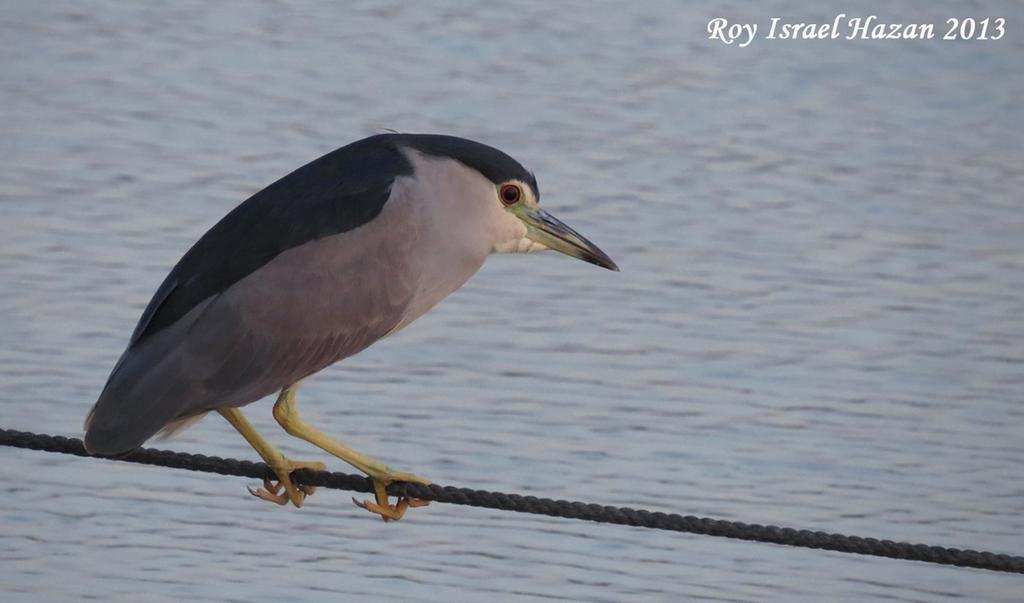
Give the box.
[2,428,1021,574]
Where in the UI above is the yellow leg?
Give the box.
[271,383,430,521]
[218,407,325,508]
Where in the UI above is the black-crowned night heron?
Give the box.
[84,133,617,521]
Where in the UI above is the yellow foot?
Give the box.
[352,470,432,522]
[249,458,326,508]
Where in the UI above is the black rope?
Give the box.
[2,428,1022,575]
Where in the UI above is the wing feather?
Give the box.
[130,136,412,346]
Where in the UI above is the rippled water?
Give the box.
[2,1,1023,600]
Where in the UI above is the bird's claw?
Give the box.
[352,495,431,522]
[353,472,432,521]
[248,458,325,508]
[248,480,314,504]
[248,482,294,506]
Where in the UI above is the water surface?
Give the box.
[2,1,1022,600]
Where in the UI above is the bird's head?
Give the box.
[394,134,618,272]
[487,176,619,271]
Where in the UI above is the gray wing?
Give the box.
[85,136,418,455]
[130,135,413,347]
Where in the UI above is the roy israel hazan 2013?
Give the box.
[706,15,968,48]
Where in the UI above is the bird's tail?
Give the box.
[83,342,198,456]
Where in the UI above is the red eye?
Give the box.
[500,184,521,205]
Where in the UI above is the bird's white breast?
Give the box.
[382,150,503,333]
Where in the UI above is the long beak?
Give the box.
[520,207,619,271]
